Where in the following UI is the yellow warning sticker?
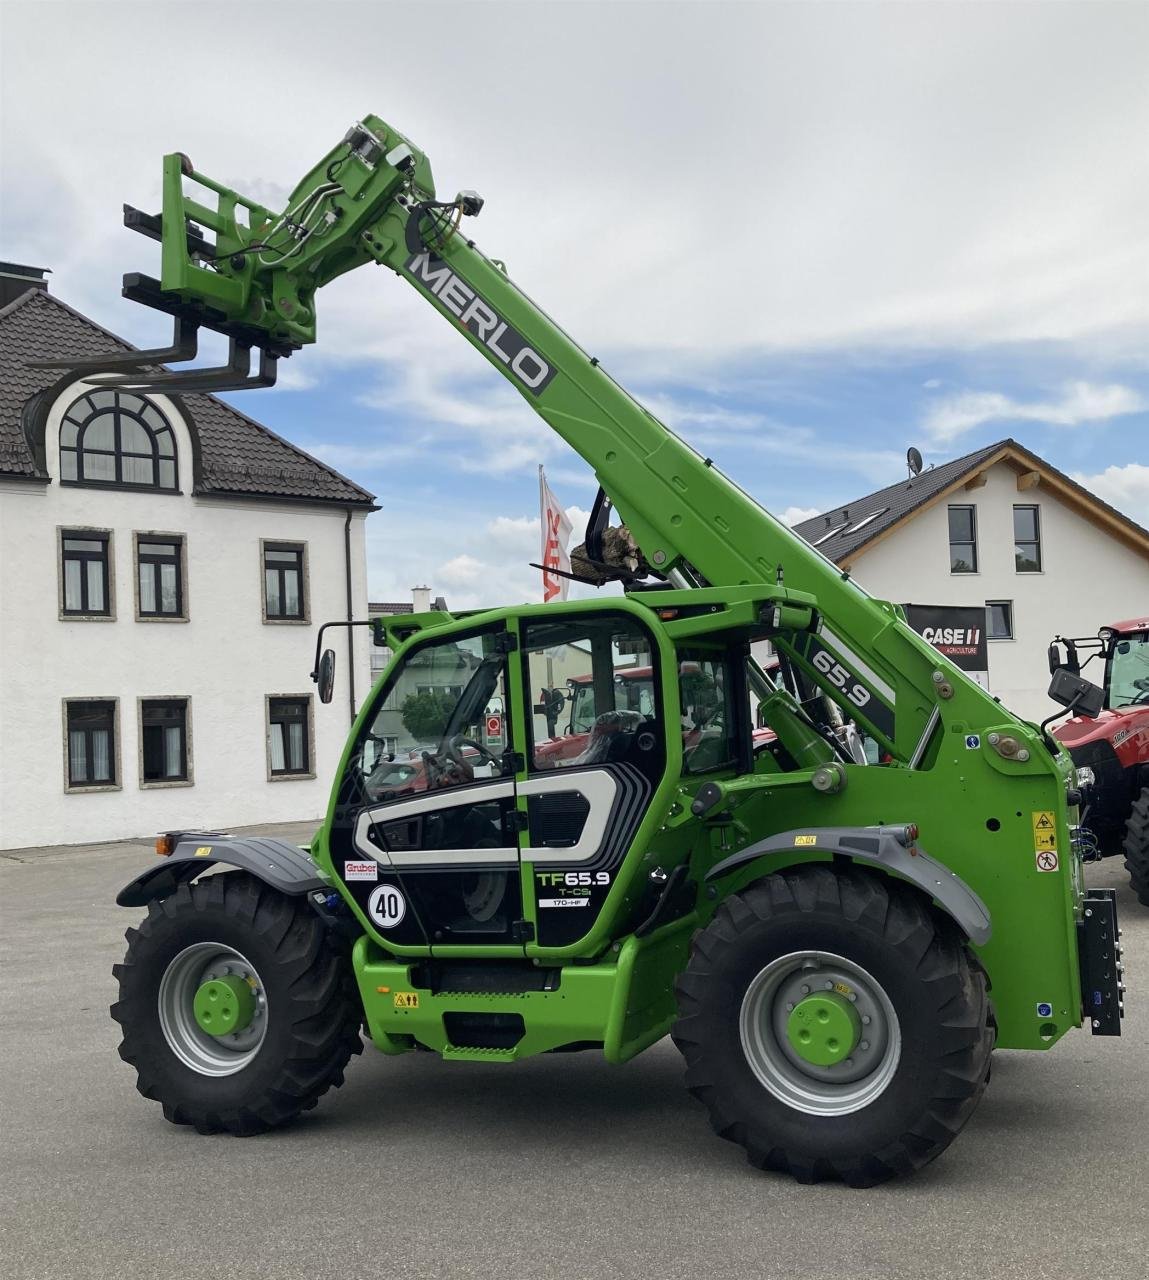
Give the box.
[393,992,419,1010]
[794,834,818,847]
[194,846,213,857]
[833,982,852,997]
[1031,811,1057,852]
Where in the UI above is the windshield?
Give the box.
[1108,632,1149,709]
[349,629,509,801]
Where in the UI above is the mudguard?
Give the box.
[116,835,327,908]
[706,825,992,946]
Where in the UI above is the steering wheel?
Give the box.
[449,734,504,767]
[422,734,503,788]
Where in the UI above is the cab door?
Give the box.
[329,623,529,952]
[518,609,668,950]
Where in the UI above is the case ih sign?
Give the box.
[903,604,990,689]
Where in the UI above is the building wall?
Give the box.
[0,382,371,849]
[849,461,1149,720]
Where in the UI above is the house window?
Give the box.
[268,697,313,777]
[948,505,978,573]
[263,543,306,621]
[141,699,190,784]
[1014,505,1042,572]
[137,537,184,618]
[65,700,118,789]
[59,390,177,490]
[986,600,1014,641]
[61,530,112,616]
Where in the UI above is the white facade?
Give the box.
[846,461,1149,721]
[0,380,371,849]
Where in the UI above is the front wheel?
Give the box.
[111,872,362,1134]
[672,865,992,1186]
[1123,787,1149,907]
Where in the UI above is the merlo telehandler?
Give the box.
[75,117,1124,1185]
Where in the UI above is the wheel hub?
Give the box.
[785,991,861,1067]
[739,951,902,1117]
[157,943,268,1076]
[193,974,256,1038]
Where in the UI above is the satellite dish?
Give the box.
[907,446,923,478]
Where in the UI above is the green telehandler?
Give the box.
[80,116,1123,1185]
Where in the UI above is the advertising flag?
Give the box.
[539,465,573,602]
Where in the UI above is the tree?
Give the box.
[400,690,456,742]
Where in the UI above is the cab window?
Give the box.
[353,629,510,801]
[524,613,663,779]
[678,650,741,775]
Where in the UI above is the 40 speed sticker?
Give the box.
[367,883,406,929]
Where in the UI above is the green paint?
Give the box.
[193,975,255,1037]
[120,114,1109,1070]
[786,993,861,1067]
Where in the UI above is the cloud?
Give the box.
[367,503,595,612]
[5,3,1147,364]
[779,505,822,526]
[923,381,1146,445]
[1072,462,1149,526]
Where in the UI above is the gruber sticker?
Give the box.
[368,883,407,928]
[344,860,379,881]
[539,898,590,909]
[1035,849,1059,873]
[1032,811,1057,852]
[393,992,419,1009]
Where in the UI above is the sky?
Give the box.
[2,0,1147,609]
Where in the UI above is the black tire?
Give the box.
[111,872,362,1135]
[672,865,992,1187]
[1123,787,1149,907]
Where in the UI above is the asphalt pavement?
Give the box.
[2,830,1147,1280]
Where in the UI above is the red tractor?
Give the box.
[1051,616,1149,904]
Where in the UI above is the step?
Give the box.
[441,1045,517,1063]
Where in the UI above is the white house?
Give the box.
[792,439,1149,721]
[0,263,375,850]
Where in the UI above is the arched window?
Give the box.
[59,390,178,490]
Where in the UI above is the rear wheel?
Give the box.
[672,865,992,1186]
[111,872,362,1134]
[1124,787,1149,907]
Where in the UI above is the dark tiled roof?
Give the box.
[369,601,414,615]
[792,440,1011,562]
[793,437,1149,563]
[0,286,374,506]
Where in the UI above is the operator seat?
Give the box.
[568,710,646,767]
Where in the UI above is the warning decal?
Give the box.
[1032,811,1057,852]
[1035,849,1059,873]
[393,992,419,1009]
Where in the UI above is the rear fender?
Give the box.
[116,835,327,908]
[706,825,991,946]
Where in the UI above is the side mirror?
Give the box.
[1047,667,1103,719]
[1047,643,1062,677]
[316,648,337,704]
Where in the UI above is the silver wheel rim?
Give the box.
[739,950,901,1116]
[157,942,268,1077]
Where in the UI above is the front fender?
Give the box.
[706,825,991,946]
[116,835,327,908]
